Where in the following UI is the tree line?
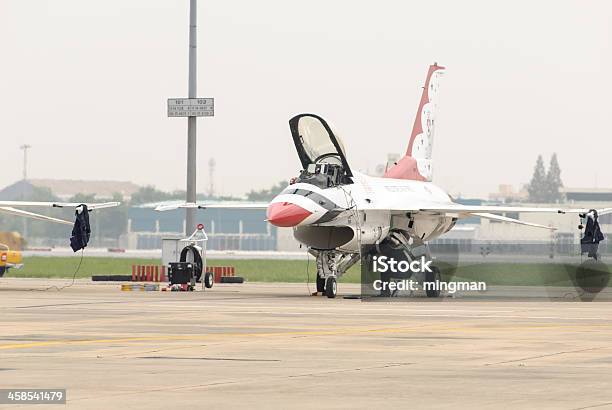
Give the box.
[527,153,563,203]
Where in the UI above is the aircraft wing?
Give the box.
[414,204,612,216]
[377,202,612,230]
[469,212,554,230]
[0,201,120,210]
[0,206,72,225]
[0,201,119,225]
[155,202,268,211]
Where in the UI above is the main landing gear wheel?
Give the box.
[204,271,214,289]
[325,277,337,298]
[425,266,441,298]
[316,275,325,294]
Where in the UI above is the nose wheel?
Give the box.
[325,276,337,298]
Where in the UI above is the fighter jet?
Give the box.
[159,64,611,298]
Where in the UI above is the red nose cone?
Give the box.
[267,202,312,227]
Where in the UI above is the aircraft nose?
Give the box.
[267,202,312,227]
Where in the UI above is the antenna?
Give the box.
[20,144,31,180]
[19,144,31,238]
[208,157,216,197]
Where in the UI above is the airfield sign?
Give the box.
[168,98,214,117]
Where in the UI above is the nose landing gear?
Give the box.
[313,250,359,298]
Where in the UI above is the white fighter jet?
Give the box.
[158,64,611,298]
[0,201,120,225]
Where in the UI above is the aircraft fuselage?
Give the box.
[267,172,456,253]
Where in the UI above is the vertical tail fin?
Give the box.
[384,63,445,181]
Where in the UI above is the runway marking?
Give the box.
[0,323,606,351]
[285,362,414,378]
[136,356,281,362]
[15,301,126,309]
[0,327,422,351]
[572,402,612,410]
[485,346,607,366]
[64,361,415,404]
[0,328,397,350]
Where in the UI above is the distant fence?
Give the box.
[136,233,276,251]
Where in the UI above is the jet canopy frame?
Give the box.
[289,113,353,179]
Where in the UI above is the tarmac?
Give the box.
[2,278,612,409]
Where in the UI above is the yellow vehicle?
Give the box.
[0,243,22,277]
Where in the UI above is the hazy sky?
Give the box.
[1,0,610,198]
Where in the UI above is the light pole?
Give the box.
[167,0,213,235]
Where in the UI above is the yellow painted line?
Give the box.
[0,322,607,351]
[0,327,413,351]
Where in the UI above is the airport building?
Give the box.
[124,202,280,251]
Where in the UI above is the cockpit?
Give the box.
[289,114,353,189]
[297,162,349,188]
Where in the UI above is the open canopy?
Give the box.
[289,114,352,177]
